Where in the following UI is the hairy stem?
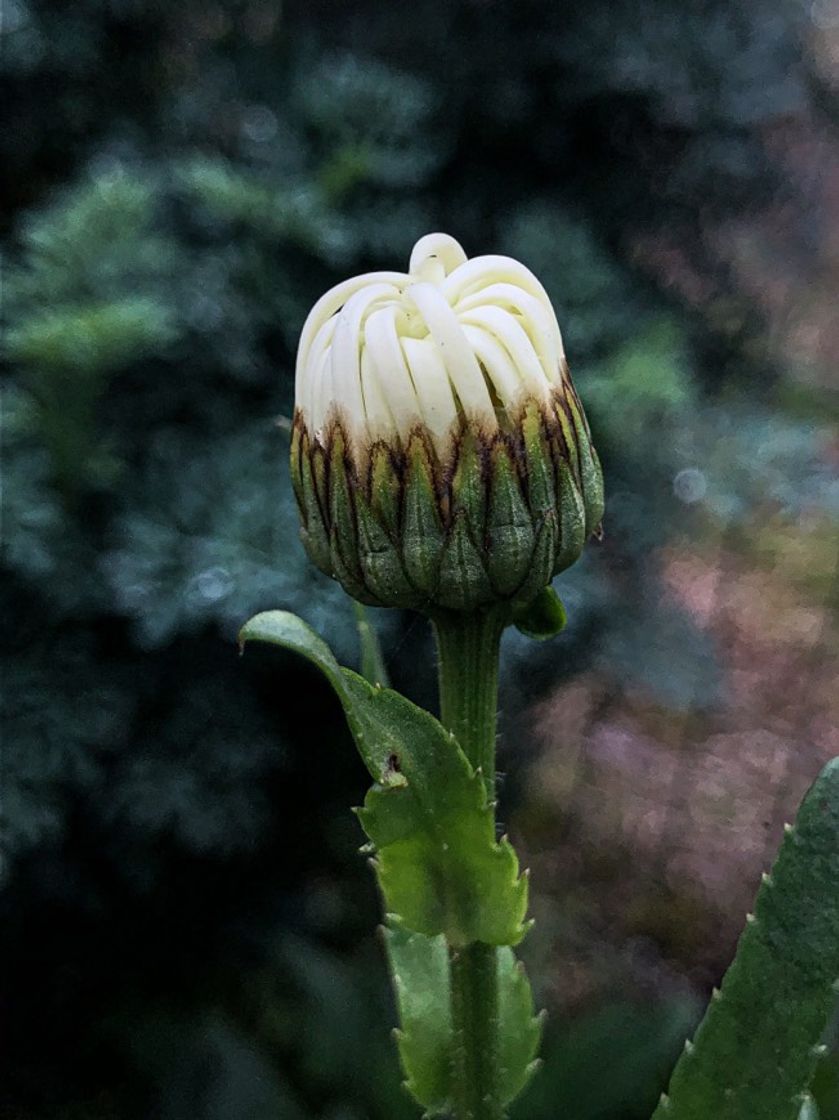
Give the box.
[433,608,506,1120]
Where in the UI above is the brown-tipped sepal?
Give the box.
[327,428,369,603]
[289,383,603,614]
[567,387,605,536]
[436,512,494,610]
[356,490,418,608]
[552,460,587,577]
[521,402,556,520]
[486,442,535,598]
[401,431,445,600]
[291,423,332,576]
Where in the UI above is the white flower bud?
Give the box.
[290,233,603,614]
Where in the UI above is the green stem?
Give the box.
[433,608,506,1120]
[433,609,504,794]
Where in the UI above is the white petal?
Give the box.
[401,336,459,448]
[311,348,335,438]
[332,283,401,441]
[364,305,422,432]
[360,345,394,443]
[458,305,551,401]
[460,324,521,407]
[296,270,407,396]
[405,281,496,425]
[301,315,338,424]
[443,254,558,342]
[409,233,468,279]
[457,281,561,384]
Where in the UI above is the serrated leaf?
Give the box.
[652,757,839,1120]
[239,610,529,946]
[383,924,543,1114]
[498,947,544,1104]
[383,925,451,1116]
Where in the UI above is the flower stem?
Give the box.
[433,608,506,1120]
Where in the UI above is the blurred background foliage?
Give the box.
[2,1,838,1117]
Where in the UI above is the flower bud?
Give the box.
[291,233,603,613]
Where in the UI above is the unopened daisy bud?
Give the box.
[291,232,604,613]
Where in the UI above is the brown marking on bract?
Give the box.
[363,437,405,523]
[289,417,306,509]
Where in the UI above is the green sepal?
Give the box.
[584,444,605,538]
[514,513,557,605]
[513,585,567,640]
[289,422,306,511]
[402,433,444,599]
[652,757,839,1120]
[355,489,417,607]
[553,461,586,576]
[369,442,402,539]
[384,924,543,1114]
[450,429,487,543]
[239,610,529,947]
[311,440,330,524]
[295,432,332,575]
[435,512,494,611]
[522,402,555,519]
[486,443,534,597]
[551,394,581,483]
[567,392,605,535]
[327,430,367,601]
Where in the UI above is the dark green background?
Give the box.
[2,1,838,1117]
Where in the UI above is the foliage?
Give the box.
[385,927,542,1114]
[653,760,839,1119]
[239,611,530,949]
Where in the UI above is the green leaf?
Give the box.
[652,758,839,1120]
[513,586,567,640]
[498,946,544,1104]
[383,925,452,1116]
[383,924,543,1115]
[239,611,529,946]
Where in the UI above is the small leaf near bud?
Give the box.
[513,586,567,640]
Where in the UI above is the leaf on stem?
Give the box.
[383,923,543,1114]
[512,585,567,640]
[651,757,839,1120]
[239,610,529,946]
